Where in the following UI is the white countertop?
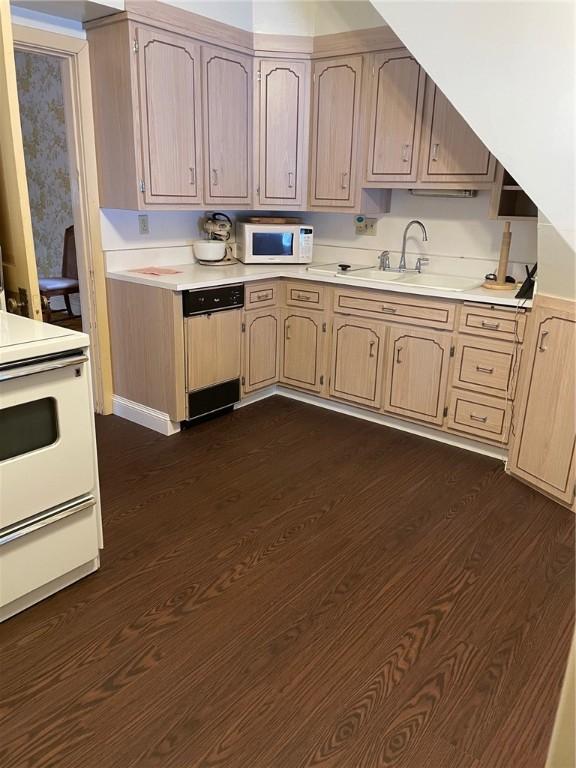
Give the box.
[106,261,531,308]
[0,311,90,365]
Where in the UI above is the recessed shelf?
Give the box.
[490,165,537,221]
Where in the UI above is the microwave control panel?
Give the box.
[299,227,314,263]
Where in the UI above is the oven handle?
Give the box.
[0,354,88,382]
[0,495,95,546]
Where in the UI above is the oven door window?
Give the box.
[252,232,294,256]
[0,397,59,461]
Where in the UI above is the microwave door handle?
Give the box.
[0,354,88,382]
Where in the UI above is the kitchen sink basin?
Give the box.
[398,273,485,291]
[339,269,407,282]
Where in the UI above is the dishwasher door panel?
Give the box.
[185,309,242,392]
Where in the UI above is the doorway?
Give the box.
[14,49,82,331]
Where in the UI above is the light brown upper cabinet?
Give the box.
[419,82,496,184]
[242,308,280,393]
[256,59,310,208]
[330,317,387,409]
[202,46,252,205]
[137,27,202,205]
[384,327,451,425]
[309,56,363,207]
[365,51,425,183]
[88,20,204,209]
[280,309,326,393]
[507,298,576,509]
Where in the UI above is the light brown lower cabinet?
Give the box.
[242,309,280,393]
[329,317,387,409]
[384,327,451,425]
[507,298,576,508]
[280,309,326,393]
[186,310,242,391]
[447,390,510,443]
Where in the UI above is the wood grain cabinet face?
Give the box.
[329,317,387,409]
[420,82,496,183]
[310,56,363,207]
[384,327,451,424]
[452,337,519,399]
[447,390,510,442]
[244,281,278,310]
[137,27,202,205]
[507,310,576,507]
[202,46,252,204]
[365,52,425,183]
[186,309,241,392]
[257,59,309,207]
[242,309,280,393]
[280,309,325,393]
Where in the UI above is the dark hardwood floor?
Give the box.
[1,397,574,768]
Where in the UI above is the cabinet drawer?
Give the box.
[245,281,278,310]
[459,303,527,342]
[453,338,519,398]
[0,502,99,608]
[285,282,326,310]
[334,288,455,330]
[447,390,510,443]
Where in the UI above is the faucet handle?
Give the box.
[379,250,391,270]
[415,256,430,272]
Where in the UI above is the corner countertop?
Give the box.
[106,261,531,308]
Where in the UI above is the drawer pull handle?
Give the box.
[401,143,410,163]
[288,171,294,189]
[470,413,488,423]
[189,166,196,185]
[285,324,291,341]
[369,341,376,358]
[340,172,348,189]
[296,294,311,301]
[431,143,440,161]
[481,320,500,330]
[212,168,219,186]
[381,306,397,314]
[476,365,494,374]
[396,346,403,364]
[255,292,270,301]
[538,330,549,352]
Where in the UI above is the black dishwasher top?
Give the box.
[182,284,244,316]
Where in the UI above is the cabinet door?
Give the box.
[257,59,310,207]
[310,56,363,207]
[507,307,576,507]
[384,327,451,424]
[365,52,425,183]
[420,81,496,183]
[186,310,241,392]
[242,309,280,393]
[202,46,252,204]
[280,309,325,393]
[137,26,202,205]
[329,317,387,408]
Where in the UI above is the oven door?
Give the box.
[0,351,96,529]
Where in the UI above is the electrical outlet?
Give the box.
[365,218,377,236]
[354,215,367,235]
[138,214,150,235]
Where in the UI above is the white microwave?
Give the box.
[237,223,313,264]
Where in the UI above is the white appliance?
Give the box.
[0,312,102,621]
[237,223,313,264]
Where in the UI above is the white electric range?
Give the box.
[0,311,102,621]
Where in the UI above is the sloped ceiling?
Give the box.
[370,0,576,246]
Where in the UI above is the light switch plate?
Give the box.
[138,214,150,235]
[365,218,377,236]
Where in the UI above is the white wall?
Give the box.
[313,0,384,35]
[163,0,254,31]
[370,0,575,243]
[253,0,315,35]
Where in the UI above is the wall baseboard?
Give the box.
[113,388,507,460]
[112,395,180,436]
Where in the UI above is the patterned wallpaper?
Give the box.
[15,50,74,279]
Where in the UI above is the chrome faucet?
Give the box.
[378,250,391,271]
[399,220,428,271]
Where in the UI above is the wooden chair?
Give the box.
[39,225,79,318]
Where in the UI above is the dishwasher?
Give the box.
[182,284,245,424]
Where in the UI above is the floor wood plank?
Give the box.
[0,397,573,768]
